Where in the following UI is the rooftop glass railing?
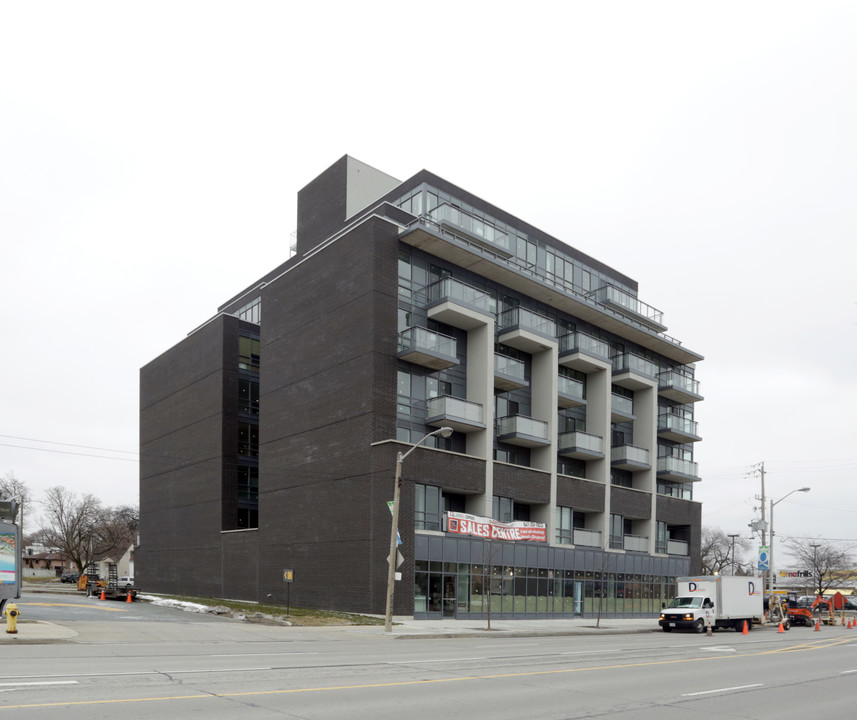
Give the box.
[428,203,511,254]
[589,284,664,326]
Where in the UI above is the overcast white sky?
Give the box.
[2,2,855,566]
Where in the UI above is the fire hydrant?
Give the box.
[3,603,20,634]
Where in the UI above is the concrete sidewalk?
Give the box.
[4,582,659,643]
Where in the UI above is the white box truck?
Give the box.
[659,576,767,633]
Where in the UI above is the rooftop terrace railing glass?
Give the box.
[398,190,684,347]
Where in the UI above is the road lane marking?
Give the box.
[1,637,853,711]
[840,670,857,675]
[23,602,128,612]
[700,646,737,653]
[560,650,622,656]
[682,684,763,696]
[0,681,79,687]
[386,657,487,664]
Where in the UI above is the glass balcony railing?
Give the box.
[428,203,511,254]
[558,376,585,401]
[611,393,633,416]
[558,430,603,455]
[426,395,483,425]
[494,354,526,382]
[611,444,649,466]
[558,331,610,361]
[398,327,457,357]
[658,414,699,437]
[573,528,602,547]
[589,284,664,326]
[623,534,649,552]
[496,415,549,442]
[667,539,689,556]
[612,352,658,379]
[657,456,699,478]
[657,370,701,397]
[427,277,494,314]
[497,307,557,338]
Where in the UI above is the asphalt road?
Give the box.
[2,591,856,719]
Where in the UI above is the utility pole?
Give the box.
[728,534,739,575]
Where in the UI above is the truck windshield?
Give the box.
[668,596,702,609]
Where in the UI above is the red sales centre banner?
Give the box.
[446,510,547,543]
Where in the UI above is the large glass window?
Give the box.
[238,423,258,457]
[557,506,573,545]
[397,370,412,416]
[238,336,260,372]
[415,484,442,531]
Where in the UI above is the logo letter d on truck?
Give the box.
[748,581,755,594]
[688,582,698,592]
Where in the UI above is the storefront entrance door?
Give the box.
[442,575,457,618]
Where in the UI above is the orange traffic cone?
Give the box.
[742,620,749,635]
[126,591,133,603]
[100,589,106,600]
[815,619,821,631]
[777,622,784,633]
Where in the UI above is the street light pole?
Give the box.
[727,534,739,575]
[384,426,453,633]
[768,487,810,609]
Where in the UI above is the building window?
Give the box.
[415,484,442,531]
[557,506,573,545]
[656,521,668,554]
[611,469,632,487]
[609,514,626,549]
[238,379,259,416]
[238,336,260,372]
[238,423,258,457]
[237,297,261,325]
[236,466,258,529]
[557,458,586,478]
[398,250,412,298]
[493,496,513,523]
[426,377,452,399]
[397,370,412,416]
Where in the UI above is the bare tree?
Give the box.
[701,527,751,575]
[39,487,138,573]
[784,538,856,597]
[0,471,30,535]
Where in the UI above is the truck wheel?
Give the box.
[783,620,790,631]
[694,619,705,633]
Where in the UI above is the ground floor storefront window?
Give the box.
[413,537,685,619]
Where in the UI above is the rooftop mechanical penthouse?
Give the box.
[139,156,704,620]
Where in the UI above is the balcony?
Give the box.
[611,444,651,471]
[623,534,649,552]
[657,413,701,443]
[573,528,602,548]
[558,331,610,372]
[428,203,513,257]
[426,395,485,433]
[496,415,550,447]
[657,456,700,482]
[494,354,528,391]
[557,430,604,460]
[497,307,557,353]
[657,369,703,404]
[397,327,459,370]
[558,376,586,408]
[426,277,494,330]
[611,352,658,390]
[610,393,634,422]
[588,284,666,331]
[667,539,689,556]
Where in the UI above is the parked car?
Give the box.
[117,576,135,589]
[60,571,79,583]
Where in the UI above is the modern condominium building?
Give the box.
[139,156,703,619]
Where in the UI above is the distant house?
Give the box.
[21,547,70,579]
